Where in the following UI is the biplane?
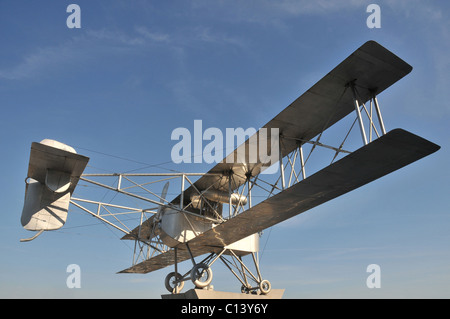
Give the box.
[20,41,440,295]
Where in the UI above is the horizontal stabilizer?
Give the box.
[27,139,89,194]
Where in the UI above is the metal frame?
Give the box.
[166,244,269,295]
[219,251,268,294]
[348,82,387,145]
[71,173,222,267]
[67,91,389,293]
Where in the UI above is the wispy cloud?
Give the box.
[84,26,172,48]
[0,24,174,81]
[383,0,450,117]
[191,0,369,26]
[135,26,170,43]
[0,44,75,80]
[259,0,368,15]
[86,26,171,46]
[193,26,246,48]
[0,24,247,81]
[4,1,372,81]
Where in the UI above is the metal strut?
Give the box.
[218,250,270,295]
[350,83,368,145]
[372,92,387,135]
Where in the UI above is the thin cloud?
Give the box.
[134,26,170,43]
[262,0,368,15]
[193,26,246,49]
[0,26,173,81]
[191,0,369,26]
[384,0,450,117]
[0,25,245,81]
[0,42,84,81]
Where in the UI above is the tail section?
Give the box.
[20,139,89,241]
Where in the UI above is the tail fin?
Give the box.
[20,139,89,242]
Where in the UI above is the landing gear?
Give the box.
[259,279,271,295]
[164,245,271,295]
[164,272,184,293]
[163,264,214,293]
[164,246,219,293]
[191,263,213,288]
[240,279,271,295]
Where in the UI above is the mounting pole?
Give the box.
[350,83,368,145]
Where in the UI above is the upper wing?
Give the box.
[170,40,412,207]
[127,40,413,242]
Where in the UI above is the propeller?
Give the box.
[154,182,169,222]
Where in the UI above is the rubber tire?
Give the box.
[259,279,271,295]
[241,285,249,294]
[165,272,184,293]
[190,263,213,288]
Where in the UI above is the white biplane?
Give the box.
[20,41,439,295]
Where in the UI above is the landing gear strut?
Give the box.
[164,245,271,295]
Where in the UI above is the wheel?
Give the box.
[259,279,271,295]
[241,285,249,294]
[165,272,184,293]
[190,263,213,288]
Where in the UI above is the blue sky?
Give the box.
[1,1,449,298]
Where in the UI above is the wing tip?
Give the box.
[360,40,413,75]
